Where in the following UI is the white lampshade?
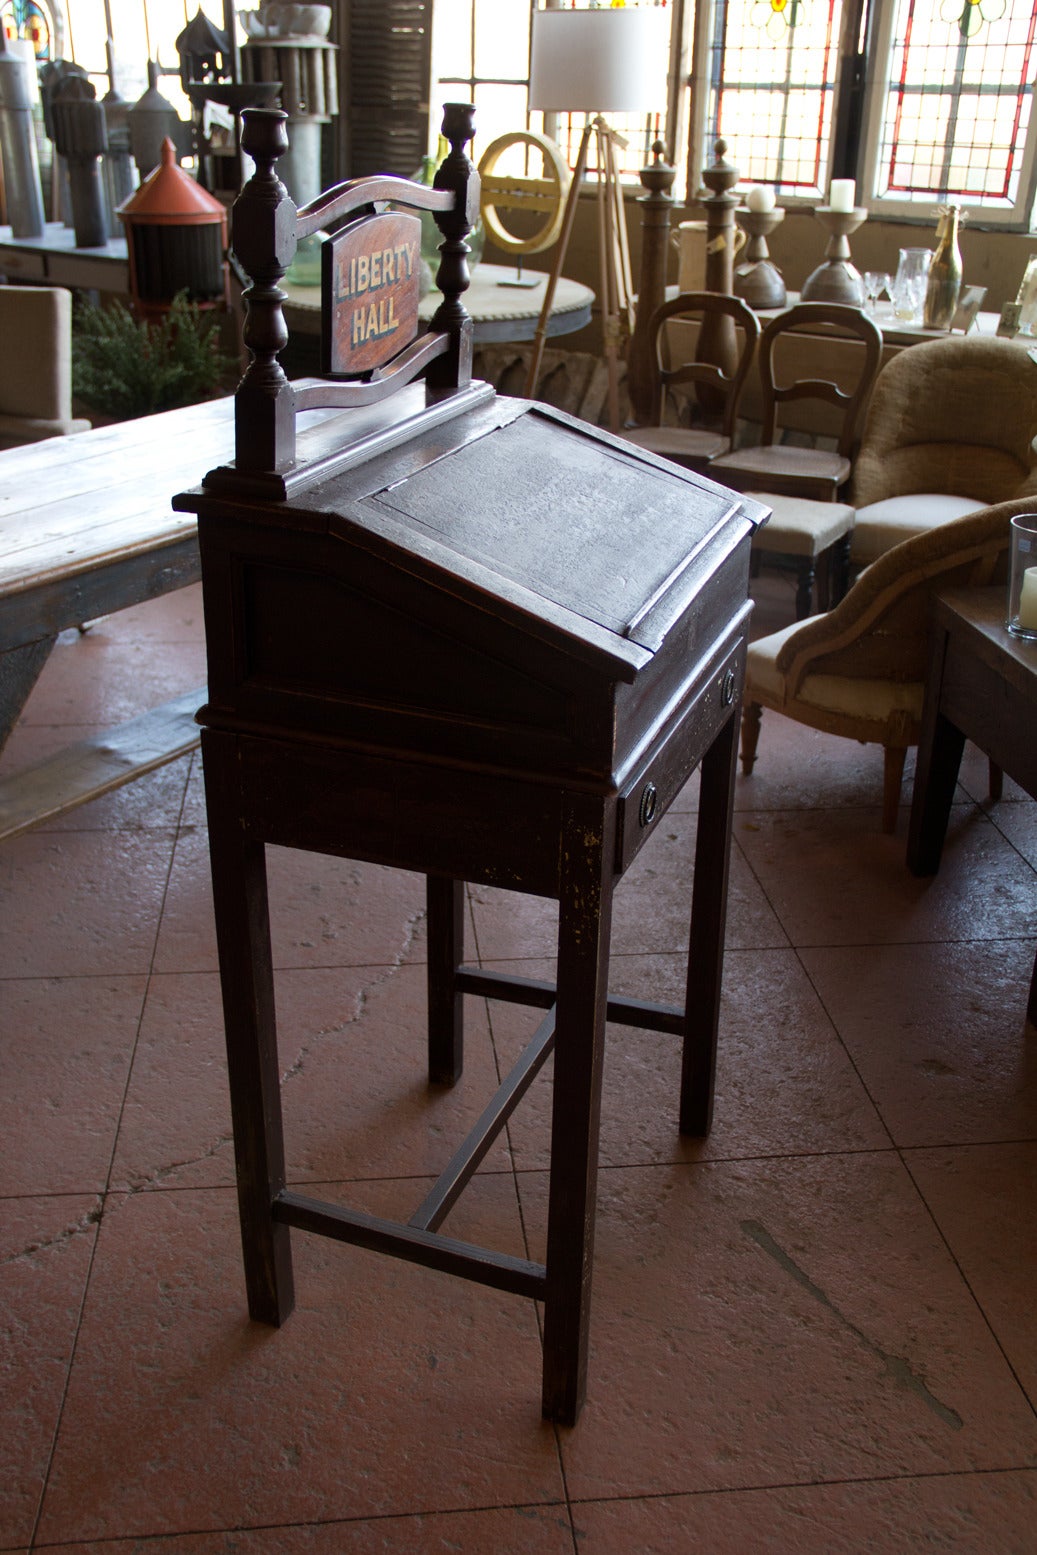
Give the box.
[528,7,669,114]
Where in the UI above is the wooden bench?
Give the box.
[0,398,234,839]
[0,393,370,840]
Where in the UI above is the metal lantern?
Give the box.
[117,137,227,317]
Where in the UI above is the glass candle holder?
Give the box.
[1007,513,1037,640]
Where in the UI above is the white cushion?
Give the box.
[748,492,855,557]
[850,493,986,566]
[747,626,924,722]
[621,426,727,462]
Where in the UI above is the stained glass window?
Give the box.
[1,0,61,62]
[870,0,1037,211]
[430,0,684,185]
[702,0,847,198]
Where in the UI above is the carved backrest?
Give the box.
[231,103,480,478]
[757,302,882,458]
[648,291,760,437]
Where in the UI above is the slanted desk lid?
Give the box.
[349,402,754,655]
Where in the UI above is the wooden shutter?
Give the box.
[339,0,433,178]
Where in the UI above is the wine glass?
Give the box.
[863,270,891,315]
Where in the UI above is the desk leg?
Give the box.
[0,636,56,750]
[907,627,965,877]
[427,876,465,1084]
[203,731,294,1327]
[541,792,614,1426]
[680,706,739,1136]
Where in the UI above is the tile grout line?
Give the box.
[896,1148,1037,1429]
[26,750,199,1553]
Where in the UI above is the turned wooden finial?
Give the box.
[639,140,676,199]
[701,137,740,201]
[697,138,742,408]
[233,107,298,472]
[427,102,478,393]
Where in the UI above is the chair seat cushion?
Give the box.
[711,444,850,495]
[621,425,728,464]
[747,492,855,557]
[747,623,924,722]
[850,493,987,566]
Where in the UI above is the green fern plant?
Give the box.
[73,291,236,420]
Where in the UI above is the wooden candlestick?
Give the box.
[733,206,786,310]
[800,206,867,306]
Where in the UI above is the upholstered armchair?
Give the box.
[740,496,1029,831]
[848,335,1037,569]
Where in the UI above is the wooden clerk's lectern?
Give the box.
[175,104,767,1425]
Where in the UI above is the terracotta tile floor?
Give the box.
[2,576,1036,1554]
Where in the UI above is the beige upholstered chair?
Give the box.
[0,285,91,450]
[710,302,883,620]
[621,291,761,473]
[848,334,1037,568]
[739,496,1026,832]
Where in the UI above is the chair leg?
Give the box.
[740,701,762,773]
[794,559,816,620]
[882,745,907,833]
[988,759,1003,802]
[830,536,852,607]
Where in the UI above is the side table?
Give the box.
[907,585,1037,1022]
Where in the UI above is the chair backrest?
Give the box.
[850,333,1037,508]
[755,302,882,458]
[773,494,1027,695]
[645,290,760,437]
[0,284,74,423]
[226,102,480,484]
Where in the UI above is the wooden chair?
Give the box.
[738,496,1027,832]
[848,333,1037,568]
[710,302,883,619]
[621,291,760,473]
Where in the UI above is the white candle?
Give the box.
[1017,566,1037,629]
[747,184,776,213]
[829,178,856,213]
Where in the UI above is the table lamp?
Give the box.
[524,4,669,430]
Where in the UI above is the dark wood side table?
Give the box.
[907,585,1037,1022]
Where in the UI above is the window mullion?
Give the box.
[830,0,872,178]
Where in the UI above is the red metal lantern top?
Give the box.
[118,137,227,226]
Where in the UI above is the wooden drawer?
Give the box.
[614,621,747,873]
[0,246,47,280]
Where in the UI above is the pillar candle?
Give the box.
[829,179,856,213]
[1017,566,1037,629]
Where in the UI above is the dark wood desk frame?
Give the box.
[178,103,764,1426]
[908,585,1037,1023]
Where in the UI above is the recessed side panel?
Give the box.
[241,558,574,737]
